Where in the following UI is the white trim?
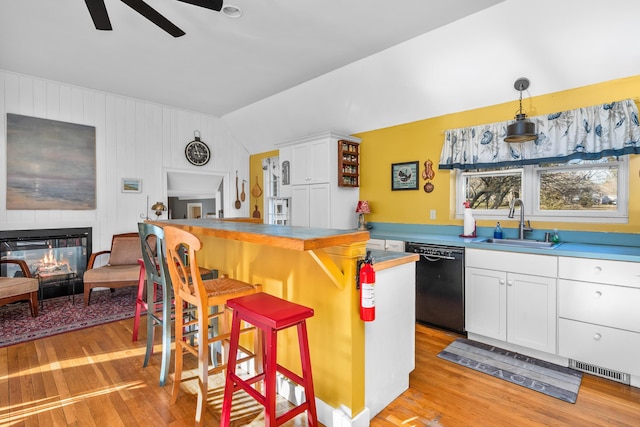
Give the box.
[455,157,628,223]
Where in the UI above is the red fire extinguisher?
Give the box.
[359,251,375,322]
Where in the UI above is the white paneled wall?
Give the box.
[0,70,250,251]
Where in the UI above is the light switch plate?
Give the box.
[430,209,436,220]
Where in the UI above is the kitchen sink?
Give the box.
[477,238,560,249]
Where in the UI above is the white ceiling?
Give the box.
[0,0,503,145]
[2,0,639,156]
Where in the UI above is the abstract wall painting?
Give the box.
[6,113,96,210]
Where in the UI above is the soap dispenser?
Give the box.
[494,222,503,239]
[551,228,560,243]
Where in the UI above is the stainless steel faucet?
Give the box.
[508,198,532,239]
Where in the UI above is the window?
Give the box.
[456,156,628,223]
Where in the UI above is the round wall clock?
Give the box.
[185,131,211,166]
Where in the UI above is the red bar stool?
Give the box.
[220,292,318,427]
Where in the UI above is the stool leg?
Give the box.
[220,310,242,427]
[143,279,156,369]
[132,264,146,342]
[171,300,185,404]
[264,327,278,427]
[195,305,210,426]
[159,282,172,387]
[297,321,318,427]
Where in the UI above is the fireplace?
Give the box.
[0,227,92,299]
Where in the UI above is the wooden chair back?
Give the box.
[164,226,206,308]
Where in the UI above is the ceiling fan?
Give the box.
[84,0,223,37]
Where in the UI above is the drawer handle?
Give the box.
[593,333,602,341]
[594,266,602,274]
[594,291,602,298]
[499,279,505,285]
[507,280,513,286]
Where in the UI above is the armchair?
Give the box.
[83,232,142,306]
[0,259,39,316]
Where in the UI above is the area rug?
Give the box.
[437,338,582,403]
[0,287,137,348]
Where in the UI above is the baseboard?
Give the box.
[276,374,371,426]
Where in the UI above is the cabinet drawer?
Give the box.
[559,318,640,376]
[558,279,640,332]
[466,248,557,277]
[558,257,640,288]
[385,240,405,252]
[367,239,385,251]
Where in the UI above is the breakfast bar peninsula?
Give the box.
[149,218,418,426]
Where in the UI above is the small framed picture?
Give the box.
[391,161,419,191]
[121,178,142,193]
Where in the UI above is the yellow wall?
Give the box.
[355,75,640,233]
[249,76,640,233]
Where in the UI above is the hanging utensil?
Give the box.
[251,176,263,198]
[235,171,241,209]
[241,180,246,202]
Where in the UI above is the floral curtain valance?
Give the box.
[438,99,640,170]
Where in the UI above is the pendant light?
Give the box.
[504,77,537,142]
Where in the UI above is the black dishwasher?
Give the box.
[405,242,465,334]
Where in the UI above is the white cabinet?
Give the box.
[290,183,330,228]
[558,257,640,379]
[290,138,330,185]
[367,239,404,252]
[465,249,557,354]
[279,132,360,229]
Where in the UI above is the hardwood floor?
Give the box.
[1,319,639,426]
[373,324,640,426]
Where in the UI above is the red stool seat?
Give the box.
[220,292,318,427]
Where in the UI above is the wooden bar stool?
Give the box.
[164,226,261,426]
[220,292,318,427]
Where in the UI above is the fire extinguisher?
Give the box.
[359,251,375,322]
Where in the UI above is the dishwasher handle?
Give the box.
[418,253,457,261]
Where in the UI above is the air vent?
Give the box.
[569,359,630,385]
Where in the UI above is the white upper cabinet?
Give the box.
[290,138,331,185]
[278,132,360,230]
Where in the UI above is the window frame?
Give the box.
[455,156,628,224]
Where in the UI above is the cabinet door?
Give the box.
[465,267,506,340]
[291,185,310,227]
[290,139,330,185]
[308,183,330,228]
[308,139,330,183]
[507,273,557,353]
[291,144,310,185]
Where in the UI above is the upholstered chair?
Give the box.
[83,232,142,306]
[0,259,39,316]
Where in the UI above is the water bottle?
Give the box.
[494,222,503,239]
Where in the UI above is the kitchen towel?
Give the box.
[463,208,475,236]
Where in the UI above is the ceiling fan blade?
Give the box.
[121,0,186,37]
[85,0,112,30]
[176,0,223,12]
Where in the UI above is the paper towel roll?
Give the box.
[463,208,474,236]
